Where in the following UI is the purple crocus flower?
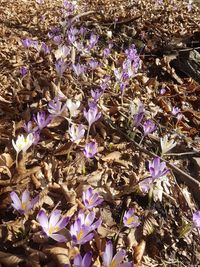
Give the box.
[192,211,200,228]
[84,142,98,158]
[24,121,34,133]
[91,89,103,102]
[21,38,32,48]
[123,208,140,228]
[102,240,133,267]
[40,42,50,54]
[33,112,51,131]
[68,124,85,142]
[84,106,101,127]
[149,157,168,180]
[10,189,39,215]
[20,66,28,77]
[37,209,69,242]
[88,33,99,49]
[70,210,102,245]
[100,75,110,91]
[48,97,67,117]
[171,107,181,116]
[53,35,62,45]
[143,120,156,136]
[139,177,153,193]
[83,187,103,209]
[73,252,92,267]
[55,58,67,77]
[72,63,86,77]
[88,60,99,70]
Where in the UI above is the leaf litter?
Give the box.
[0,0,200,266]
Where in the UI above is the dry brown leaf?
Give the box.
[134,240,146,264]
[0,251,24,265]
[43,246,70,266]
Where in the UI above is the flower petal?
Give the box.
[49,210,62,227]
[37,210,49,230]
[21,189,30,204]
[103,240,113,267]
[10,192,21,210]
[50,233,67,242]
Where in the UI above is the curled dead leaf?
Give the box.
[134,239,146,264]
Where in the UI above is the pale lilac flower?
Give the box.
[48,97,67,117]
[24,121,34,133]
[102,240,133,267]
[73,252,92,267]
[143,120,156,136]
[149,157,168,180]
[68,124,85,142]
[10,189,39,215]
[114,68,123,81]
[66,99,80,118]
[192,211,200,228]
[79,27,87,36]
[160,88,166,95]
[83,187,103,209]
[84,106,101,126]
[160,135,177,155]
[88,60,99,70]
[68,32,76,44]
[123,208,140,228]
[84,142,98,158]
[55,58,67,77]
[91,89,103,102]
[70,210,102,245]
[37,209,69,242]
[33,112,51,131]
[130,99,144,127]
[21,38,32,48]
[139,177,153,193]
[72,63,86,77]
[12,133,35,154]
[88,33,99,49]
[53,35,62,45]
[20,66,28,77]
[88,100,97,109]
[171,107,181,116]
[40,42,50,54]
[54,45,70,60]
[100,75,110,91]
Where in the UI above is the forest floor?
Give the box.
[0,0,200,266]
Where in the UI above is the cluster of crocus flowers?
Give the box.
[37,209,70,242]
[192,211,200,228]
[10,189,39,215]
[102,240,133,267]
[123,208,140,228]
[82,187,103,209]
[160,135,176,155]
[70,210,102,245]
[139,157,168,193]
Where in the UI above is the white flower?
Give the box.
[12,133,35,154]
[54,45,70,60]
[153,176,171,202]
[160,135,176,155]
[66,99,80,118]
[129,98,144,117]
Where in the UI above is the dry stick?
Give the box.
[103,116,200,202]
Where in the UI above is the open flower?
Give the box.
[84,142,98,158]
[73,252,92,267]
[102,240,133,267]
[48,97,67,117]
[192,211,200,228]
[37,210,69,242]
[33,112,51,131]
[160,135,176,155]
[66,99,80,118]
[10,190,39,215]
[12,133,35,155]
[82,187,103,209]
[68,124,85,142]
[55,58,67,77]
[70,210,102,245]
[123,208,140,228]
[149,157,168,180]
[139,177,154,193]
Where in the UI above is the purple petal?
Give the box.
[37,210,49,230]
[10,192,21,210]
[49,210,62,227]
[73,254,82,265]
[82,251,92,266]
[85,211,95,226]
[50,233,67,242]
[21,190,30,204]
[56,217,70,230]
[103,240,113,266]
[119,263,133,267]
[79,232,94,245]
[112,249,126,264]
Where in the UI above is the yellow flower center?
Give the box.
[110,260,117,267]
[77,229,84,240]
[127,216,134,225]
[48,225,60,235]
